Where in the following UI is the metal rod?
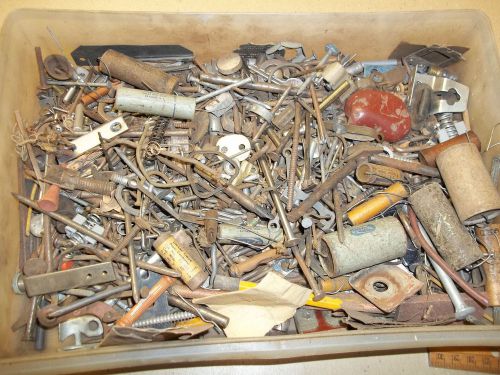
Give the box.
[125,212,140,303]
[48,284,131,318]
[14,194,116,249]
[46,80,110,87]
[195,77,252,103]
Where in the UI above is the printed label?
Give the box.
[157,236,201,282]
[350,224,376,236]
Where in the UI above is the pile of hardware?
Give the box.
[11,41,500,349]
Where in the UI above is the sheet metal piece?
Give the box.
[59,315,103,350]
[411,72,469,114]
[24,262,116,297]
[349,264,423,312]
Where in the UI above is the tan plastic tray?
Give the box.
[0,9,499,374]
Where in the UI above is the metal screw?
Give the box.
[133,311,195,328]
[287,103,302,211]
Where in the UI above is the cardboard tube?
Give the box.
[419,131,481,167]
[99,49,178,94]
[409,182,483,270]
[320,217,407,277]
[436,142,500,223]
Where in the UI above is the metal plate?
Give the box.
[24,262,117,297]
[410,71,469,114]
[70,117,128,158]
[349,264,424,313]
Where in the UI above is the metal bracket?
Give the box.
[70,116,128,158]
[410,71,469,114]
[59,315,103,350]
[24,262,117,296]
[349,264,424,313]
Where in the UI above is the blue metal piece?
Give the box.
[362,59,399,77]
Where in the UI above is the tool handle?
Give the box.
[115,276,175,327]
[230,248,281,277]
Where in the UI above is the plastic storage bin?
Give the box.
[0,9,499,374]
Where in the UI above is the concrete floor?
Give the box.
[124,350,483,374]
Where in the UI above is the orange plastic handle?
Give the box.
[115,275,175,327]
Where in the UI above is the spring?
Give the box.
[436,112,458,139]
[132,311,195,328]
[146,118,170,158]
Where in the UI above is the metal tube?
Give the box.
[125,212,140,303]
[369,154,440,178]
[319,80,350,111]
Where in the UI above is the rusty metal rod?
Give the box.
[369,154,440,178]
[287,158,358,223]
[14,194,115,249]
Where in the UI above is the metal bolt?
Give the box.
[419,223,475,320]
[256,143,300,247]
[429,257,476,320]
[287,103,302,211]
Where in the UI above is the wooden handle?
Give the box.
[115,276,175,327]
[230,248,281,277]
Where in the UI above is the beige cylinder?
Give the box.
[320,217,407,277]
[153,230,208,290]
[409,182,483,270]
[115,87,196,120]
[356,162,404,186]
[436,142,500,224]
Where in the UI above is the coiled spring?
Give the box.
[436,112,458,139]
